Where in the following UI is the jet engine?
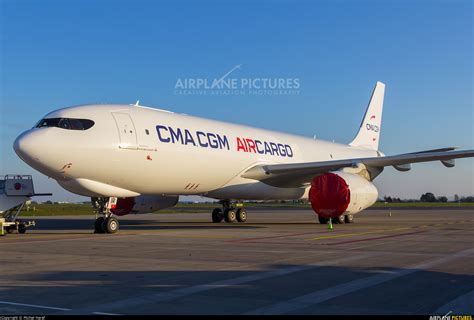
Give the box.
[309,172,378,218]
[92,195,179,216]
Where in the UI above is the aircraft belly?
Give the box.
[206,176,309,200]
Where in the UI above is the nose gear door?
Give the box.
[111,113,138,150]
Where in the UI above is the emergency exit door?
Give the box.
[112,113,138,149]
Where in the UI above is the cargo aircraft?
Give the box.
[13,82,474,233]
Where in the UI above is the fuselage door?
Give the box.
[112,112,138,150]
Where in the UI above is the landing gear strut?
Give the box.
[212,200,247,223]
[92,197,119,234]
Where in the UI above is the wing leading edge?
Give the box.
[241,149,474,188]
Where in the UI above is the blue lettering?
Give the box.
[170,127,183,144]
[184,129,196,146]
[196,131,208,147]
[217,135,229,150]
[264,142,272,155]
[156,125,170,143]
[157,125,292,157]
[270,142,279,156]
[285,145,293,157]
[207,133,219,149]
[277,143,286,156]
[255,140,264,154]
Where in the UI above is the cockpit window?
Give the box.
[35,118,95,130]
[58,118,71,129]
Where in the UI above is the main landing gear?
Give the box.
[318,214,354,224]
[212,200,247,223]
[92,197,120,234]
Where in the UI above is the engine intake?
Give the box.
[309,172,378,218]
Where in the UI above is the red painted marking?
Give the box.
[236,137,248,152]
[370,115,376,120]
[146,155,152,160]
[245,138,256,153]
[372,137,377,141]
[323,230,426,246]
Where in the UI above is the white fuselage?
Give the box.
[14,104,378,200]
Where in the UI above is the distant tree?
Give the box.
[461,196,474,203]
[437,196,448,203]
[44,200,53,204]
[454,194,460,202]
[384,196,393,203]
[420,192,436,202]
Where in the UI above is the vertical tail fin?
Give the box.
[349,81,385,150]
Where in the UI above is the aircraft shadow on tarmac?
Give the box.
[1,265,472,314]
[29,218,265,231]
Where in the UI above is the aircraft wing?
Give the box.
[241,149,474,188]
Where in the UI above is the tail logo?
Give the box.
[365,124,379,132]
[365,115,379,132]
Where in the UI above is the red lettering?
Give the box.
[246,138,256,153]
[236,137,248,152]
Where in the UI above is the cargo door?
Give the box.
[112,113,138,150]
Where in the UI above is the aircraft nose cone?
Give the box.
[13,131,34,161]
[13,129,67,179]
[13,129,50,171]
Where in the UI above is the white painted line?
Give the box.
[59,252,380,315]
[0,300,71,311]
[245,247,474,314]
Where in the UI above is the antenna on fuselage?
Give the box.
[134,100,140,106]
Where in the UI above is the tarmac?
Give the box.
[0,208,473,315]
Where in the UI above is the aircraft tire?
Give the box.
[94,217,105,233]
[18,223,27,234]
[318,216,329,224]
[335,215,345,224]
[224,209,237,223]
[345,214,354,223]
[212,208,224,223]
[103,217,119,234]
[236,208,247,223]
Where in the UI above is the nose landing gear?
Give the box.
[211,201,247,224]
[92,197,120,234]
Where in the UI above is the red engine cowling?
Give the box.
[309,172,378,218]
[109,195,179,216]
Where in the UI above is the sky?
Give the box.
[0,0,472,202]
